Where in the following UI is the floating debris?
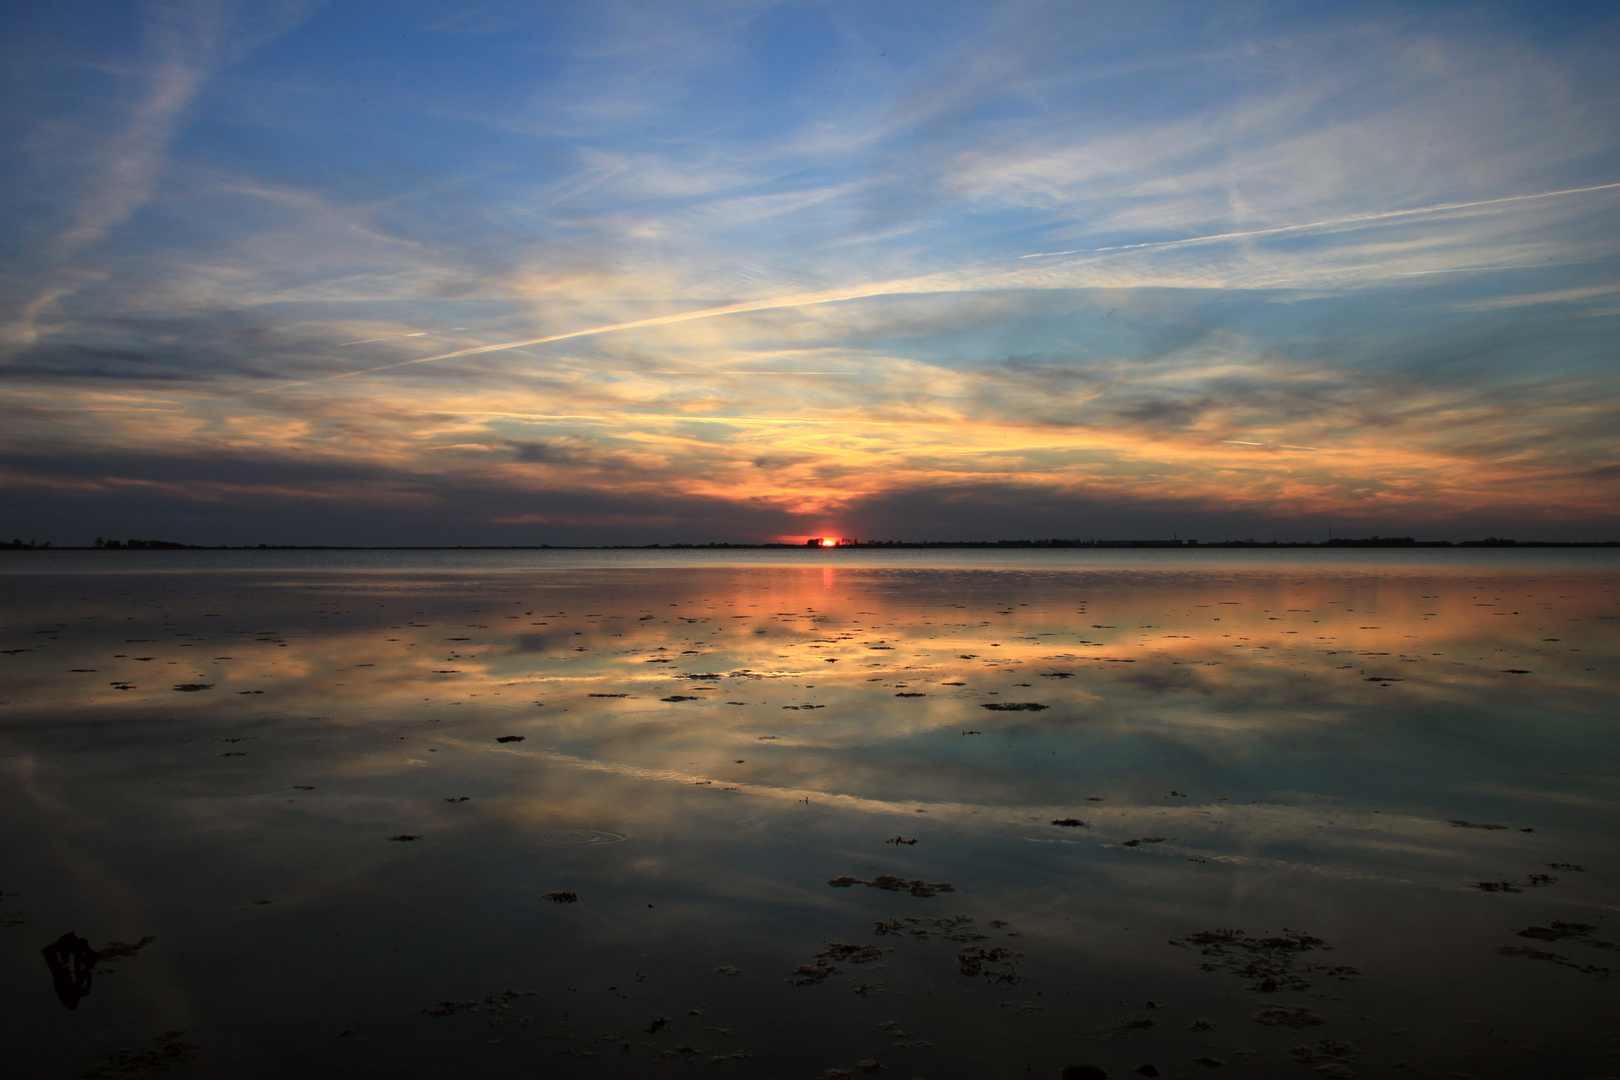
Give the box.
[956,945,1024,984]
[422,989,537,1017]
[172,683,213,692]
[1289,1038,1361,1064]
[785,959,841,985]
[1169,929,1358,993]
[82,1031,198,1078]
[1494,944,1611,977]
[1092,1014,1157,1039]
[1515,921,1597,941]
[981,702,1048,711]
[1252,1004,1325,1027]
[1447,819,1508,830]
[541,891,579,904]
[819,940,889,964]
[1474,873,1556,893]
[1121,837,1166,847]
[495,735,525,743]
[884,836,917,845]
[388,834,421,842]
[829,875,955,898]
[1051,818,1088,828]
[873,915,987,942]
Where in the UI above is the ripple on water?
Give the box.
[154,768,292,797]
[537,828,627,845]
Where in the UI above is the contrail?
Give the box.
[243,179,1619,397]
[242,283,928,396]
[1018,181,1620,259]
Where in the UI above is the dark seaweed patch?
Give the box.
[1170,929,1357,993]
[829,875,954,898]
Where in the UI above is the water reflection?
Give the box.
[0,556,1616,1077]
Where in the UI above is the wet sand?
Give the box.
[2,551,1617,1078]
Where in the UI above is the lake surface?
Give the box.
[2,549,1617,1079]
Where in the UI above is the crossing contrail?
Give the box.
[1017,181,1620,259]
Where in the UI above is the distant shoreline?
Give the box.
[6,539,1619,551]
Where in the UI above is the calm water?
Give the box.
[2,550,1617,1079]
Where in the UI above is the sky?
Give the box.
[2,0,1618,546]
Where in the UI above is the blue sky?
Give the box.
[2,0,1618,544]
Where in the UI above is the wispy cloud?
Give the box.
[2,0,316,350]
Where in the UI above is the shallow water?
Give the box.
[2,551,1618,1079]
